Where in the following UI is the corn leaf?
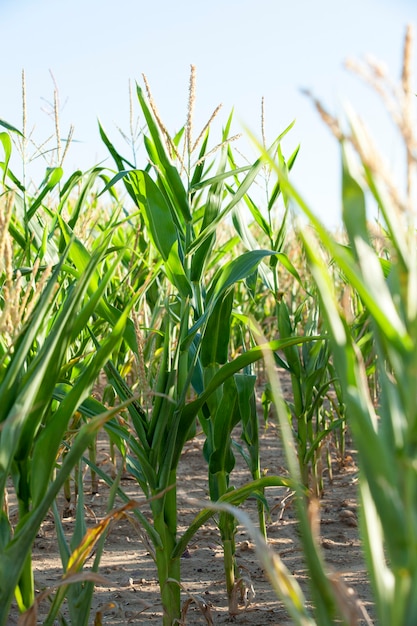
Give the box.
[128,169,192,298]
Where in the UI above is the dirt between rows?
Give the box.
[8,375,375,625]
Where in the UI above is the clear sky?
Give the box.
[1,0,416,228]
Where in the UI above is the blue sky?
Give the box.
[1,0,416,227]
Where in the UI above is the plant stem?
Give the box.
[153,474,181,626]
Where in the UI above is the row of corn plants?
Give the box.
[216,24,416,626]
[94,73,315,624]
[0,70,324,625]
[0,154,139,622]
[3,26,413,622]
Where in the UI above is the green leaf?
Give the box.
[209,250,277,305]
[57,217,139,353]
[190,143,229,282]
[0,132,12,182]
[209,377,239,475]
[201,290,234,366]
[172,475,295,558]
[186,249,278,345]
[98,122,136,171]
[26,167,64,221]
[0,119,23,135]
[278,300,301,378]
[246,193,273,238]
[175,334,322,465]
[67,167,106,230]
[232,207,274,289]
[128,169,192,298]
[188,157,264,256]
[190,166,251,192]
[235,373,256,428]
[30,305,130,507]
[341,144,368,248]
[189,130,210,196]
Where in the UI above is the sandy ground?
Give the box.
[7,377,375,625]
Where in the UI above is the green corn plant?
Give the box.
[0,285,130,622]
[235,360,268,535]
[230,128,341,495]
[201,328,363,626]
[227,310,270,538]
[275,297,343,495]
[214,128,319,603]
[258,26,417,625]
[198,286,313,611]
[205,500,317,626]
[0,189,134,624]
[96,70,319,624]
[100,331,311,624]
[199,366,258,609]
[196,238,270,611]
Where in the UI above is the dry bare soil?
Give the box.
[9,374,375,625]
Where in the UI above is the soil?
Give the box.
[7,373,375,625]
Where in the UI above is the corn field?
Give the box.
[0,26,416,626]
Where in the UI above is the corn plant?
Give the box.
[203,330,360,626]
[276,297,345,494]
[0,240,132,624]
[95,70,321,624]
[230,131,342,495]
[0,115,142,622]
[255,25,417,625]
